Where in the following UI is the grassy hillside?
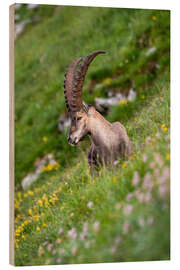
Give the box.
[14,5,170,266]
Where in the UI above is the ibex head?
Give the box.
[64,50,106,145]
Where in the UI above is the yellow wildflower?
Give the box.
[42,136,48,142]
[27,190,34,196]
[17,192,22,199]
[21,235,26,240]
[135,117,138,122]
[122,162,127,168]
[38,199,43,207]
[38,246,44,256]
[16,214,21,220]
[49,198,55,205]
[44,201,49,208]
[24,220,29,225]
[33,215,40,221]
[113,176,117,183]
[58,186,62,192]
[92,180,96,184]
[28,209,32,216]
[15,228,20,233]
[41,167,47,172]
[152,15,157,21]
[18,226,24,232]
[42,194,47,200]
[161,124,168,131]
[119,99,127,105]
[42,196,48,205]
[47,164,54,171]
[15,240,19,249]
[166,153,170,160]
[104,77,112,85]
[36,227,40,232]
[41,163,58,172]
[14,200,20,210]
[53,194,59,202]
[42,223,47,228]
[141,94,145,99]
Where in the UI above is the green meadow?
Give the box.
[14,5,170,266]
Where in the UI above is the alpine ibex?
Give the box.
[64,50,132,170]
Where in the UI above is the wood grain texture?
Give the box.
[9,3,15,266]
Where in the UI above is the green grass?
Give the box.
[14,5,170,266]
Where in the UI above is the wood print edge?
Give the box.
[9,3,15,266]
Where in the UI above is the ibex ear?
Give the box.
[82,102,89,114]
[87,104,95,116]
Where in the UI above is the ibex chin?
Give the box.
[64,50,132,170]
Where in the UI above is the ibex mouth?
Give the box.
[70,141,78,146]
[69,137,85,146]
[68,137,79,146]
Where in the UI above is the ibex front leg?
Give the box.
[87,144,99,173]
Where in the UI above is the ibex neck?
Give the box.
[88,110,112,147]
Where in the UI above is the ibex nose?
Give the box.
[68,136,72,144]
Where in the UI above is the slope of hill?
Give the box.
[14,5,170,266]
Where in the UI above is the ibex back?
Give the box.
[64,51,132,170]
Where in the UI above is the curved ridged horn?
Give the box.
[64,57,83,113]
[64,50,106,113]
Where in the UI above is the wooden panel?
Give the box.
[9,3,15,266]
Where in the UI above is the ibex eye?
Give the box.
[77,117,82,121]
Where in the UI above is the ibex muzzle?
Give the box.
[64,50,132,169]
[67,108,89,145]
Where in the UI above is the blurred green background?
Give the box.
[14,4,170,266]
